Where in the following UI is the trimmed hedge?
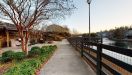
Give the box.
[29,46,41,57]
[3,45,57,75]
[1,51,26,63]
[31,46,40,51]
[0,45,57,63]
[13,52,26,61]
[1,51,14,63]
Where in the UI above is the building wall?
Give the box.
[0,30,17,48]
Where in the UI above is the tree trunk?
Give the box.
[21,37,25,52]
[24,42,28,55]
[21,37,29,55]
[20,31,29,55]
[25,31,29,55]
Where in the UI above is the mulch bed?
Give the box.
[0,62,13,75]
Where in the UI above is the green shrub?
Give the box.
[29,46,41,57]
[53,45,57,49]
[38,55,46,63]
[0,57,2,62]
[47,46,54,51]
[41,46,49,52]
[41,46,48,49]
[40,48,46,54]
[4,66,21,75]
[40,45,57,54]
[2,51,14,62]
[19,61,36,75]
[4,59,41,75]
[27,59,41,69]
[4,45,57,75]
[13,52,26,61]
[31,46,40,51]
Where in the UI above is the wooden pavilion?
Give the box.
[0,21,44,48]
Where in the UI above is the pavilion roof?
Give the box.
[0,21,16,31]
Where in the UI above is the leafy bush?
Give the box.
[41,46,47,49]
[1,51,14,62]
[40,48,46,54]
[3,45,57,75]
[28,59,41,69]
[0,57,2,62]
[13,52,26,61]
[4,59,41,75]
[53,45,57,49]
[41,46,49,52]
[40,45,57,54]
[29,46,41,57]
[38,55,46,63]
[31,46,40,51]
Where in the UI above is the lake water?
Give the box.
[103,38,132,49]
[101,38,132,65]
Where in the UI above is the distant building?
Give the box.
[0,21,18,48]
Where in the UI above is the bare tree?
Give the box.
[0,0,74,55]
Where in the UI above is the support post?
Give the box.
[6,31,10,47]
[81,37,84,57]
[75,39,77,50]
[97,43,102,75]
[101,37,103,44]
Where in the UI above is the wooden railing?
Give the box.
[68,37,132,75]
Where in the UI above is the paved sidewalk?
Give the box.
[40,39,96,75]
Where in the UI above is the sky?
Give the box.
[59,0,132,33]
[1,0,132,33]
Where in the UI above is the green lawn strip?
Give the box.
[2,45,57,75]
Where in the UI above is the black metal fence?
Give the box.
[68,37,132,75]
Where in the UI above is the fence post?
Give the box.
[97,43,102,75]
[101,37,103,44]
[81,37,84,57]
[75,38,77,50]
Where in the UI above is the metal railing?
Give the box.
[68,37,132,75]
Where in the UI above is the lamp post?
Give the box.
[87,0,92,41]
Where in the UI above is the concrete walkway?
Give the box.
[40,39,96,75]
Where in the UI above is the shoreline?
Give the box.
[108,38,132,42]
